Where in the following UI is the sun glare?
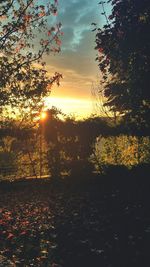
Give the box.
[40,111,47,120]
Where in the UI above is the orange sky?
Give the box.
[45,96,94,119]
[45,62,99,118]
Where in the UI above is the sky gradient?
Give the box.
[45,0,111,118]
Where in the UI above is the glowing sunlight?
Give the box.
[45,97,93,118]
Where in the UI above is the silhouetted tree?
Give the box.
[96,0,150,133]
[44,109,111,179]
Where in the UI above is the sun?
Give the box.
[40,111,47,120]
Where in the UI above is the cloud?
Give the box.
[43,0,111,105]
[57,0,101,51]
[46,27,98,78]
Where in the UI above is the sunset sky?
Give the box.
[44,0,111,118]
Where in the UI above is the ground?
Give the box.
[0,176,150,267]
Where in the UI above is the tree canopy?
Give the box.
[96,0,150,132]
[0,0,62,120]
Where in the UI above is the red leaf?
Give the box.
[20,231,27,235]
[7,233,14,239]
[47,30,51,36]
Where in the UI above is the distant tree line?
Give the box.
[0,107,150,181]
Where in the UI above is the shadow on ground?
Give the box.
[0,165,150,267]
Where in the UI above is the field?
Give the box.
[0,175,150,267]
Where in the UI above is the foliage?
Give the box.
[43,109,113,178]
[1,109,150,180]
[0,0,62,119]
[1,108,150,180]
[96,0,150,131]
[0,123,49,179]
[0,151,17,178]
[93,135,150,170]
